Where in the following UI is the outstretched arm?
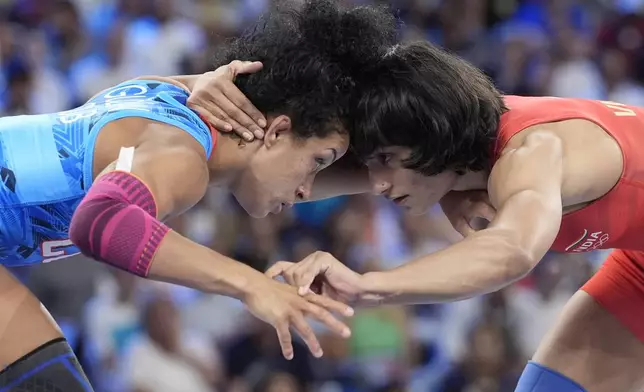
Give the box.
[69,125,352,359]
[268,130,564,306]
[360,131,564,304]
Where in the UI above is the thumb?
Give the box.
[454,219,476,237]
[239,61,263,74]
[474,201,496,222]
[295,265,323,296]
[228,60,263,78]
[265,261,294,279]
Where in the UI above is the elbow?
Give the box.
[70,192,125,256]
[504,246,536,283]
[491,230,540,284]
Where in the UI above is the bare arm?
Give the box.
[69,124,353,359]
[87,127,266,297]
[132,134,256,296]
[359,131,564,305]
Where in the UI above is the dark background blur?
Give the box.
[0,0,635,391]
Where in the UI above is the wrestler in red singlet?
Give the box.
[258,40,644,391]
[495,95,644,339]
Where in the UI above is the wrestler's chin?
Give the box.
[405,197,432,216]
[410,205,432,216]
[238,200,270,219]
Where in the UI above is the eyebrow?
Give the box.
[364,152,381,162]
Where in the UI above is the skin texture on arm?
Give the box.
[95,124,263,298]
[76,123,353,359]
[359,131,564,304]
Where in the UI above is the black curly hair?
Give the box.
[351,41,507,176]
[213,0,398,141]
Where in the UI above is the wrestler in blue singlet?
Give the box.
[0,80,213,266]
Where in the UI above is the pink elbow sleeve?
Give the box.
[69,171,170,277]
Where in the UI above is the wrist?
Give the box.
[194,253,265,301]
[217,264,264,302]
[147,231,265,300]
[355,271,392,307]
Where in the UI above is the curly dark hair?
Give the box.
[213,0,398,140]
[351,41,507,175]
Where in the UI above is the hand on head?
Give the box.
[187,60,267,142]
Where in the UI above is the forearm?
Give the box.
[360,228,533,305]
[360,190,560,306]
[70,170,263,300]
[147,230,262,300]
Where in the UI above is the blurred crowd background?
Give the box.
[0,0,639,391]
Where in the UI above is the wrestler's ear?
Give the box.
[263,115,291,149]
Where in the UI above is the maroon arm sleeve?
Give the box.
[69,171,170,277]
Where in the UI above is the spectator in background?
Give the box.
[256,372,305,392]
[222,320,314,391]
[325,196,377,272]
[46,0,86,72]
[23,29,73,112]
[507,253,584,358]
[438,321,522,392]
[598,12,644,105]
[83,269,142,391]
[24,257,99,350]
[124,296,220,392]
[71,20,136,102]
[2,57,32,115]
[123,0,204,76]
[547,23,605,99]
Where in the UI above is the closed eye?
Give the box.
[377,153,391,165]
[314,157,327,171]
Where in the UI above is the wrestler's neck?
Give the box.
[451,170,489,192]
[205,132,261,188]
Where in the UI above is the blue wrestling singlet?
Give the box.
[0,79,213,266]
